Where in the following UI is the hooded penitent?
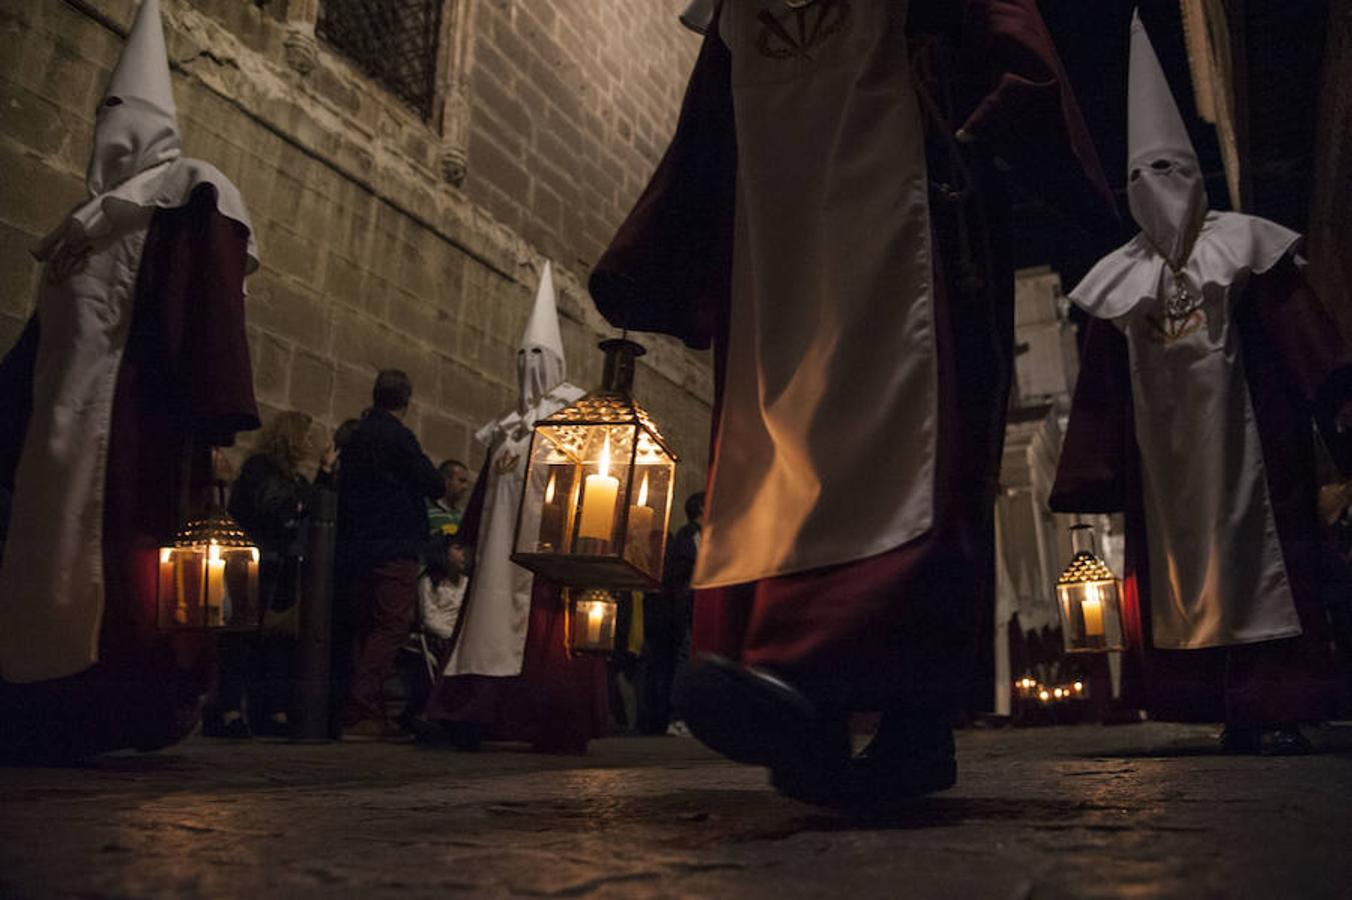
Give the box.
[1124,10,1206,267]
[517,260,567,417]
[0,0,258,683]
[1064,9,1308,652]
[444,262,583,678]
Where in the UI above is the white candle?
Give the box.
[159,547,186,625]
[578,435,619,541]
[586,600,605,644]
[627,473,654,565]
[206,544,226,626]
[1081,584,1105,638]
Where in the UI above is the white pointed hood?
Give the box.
[32,0,258,271]
[88,0,181,196]
[1070,12,1300,322]
[1126,9,1207,264]
[679,0,715,34]
[517,260,567,413]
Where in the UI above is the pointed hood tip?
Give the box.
[88,0,181,195]
[106,0,177,116]
[1127,9,1196,165]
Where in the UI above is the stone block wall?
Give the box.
[0,0,713,511]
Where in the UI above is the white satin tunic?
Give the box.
[695,0,937,587]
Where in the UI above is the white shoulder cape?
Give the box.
[1070,211,1301,321]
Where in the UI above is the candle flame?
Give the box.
[637,472,649,507]
[208,542,221,562]
[160,547,172,564]
[588,600,604,624]
[598,434,611,479]
[545,472,557,504]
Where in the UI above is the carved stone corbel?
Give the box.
[433,0,479,185]
[282,0,321,76]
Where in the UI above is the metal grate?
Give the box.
[316,0,442,120]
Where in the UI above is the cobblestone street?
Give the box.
[1,722,1350,898]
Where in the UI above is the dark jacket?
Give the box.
[229,454,310,557]
[336,408,444,566]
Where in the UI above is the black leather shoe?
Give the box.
[772,713,957,812]
[680,655,848,771]
[1257,726,1313,756]
[1220,725,1313,756]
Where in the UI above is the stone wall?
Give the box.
[0,0,713,510]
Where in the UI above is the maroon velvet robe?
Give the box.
[1051,258,1352,726]
[589,0,1117,711]
[0,184,259,759]
[425,459,609,752]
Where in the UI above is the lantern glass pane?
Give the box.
[1056,578,1125,653]
[158,544,260,630]
[569,590,618,655]
[622,435,676,579]
[518,430,583,555]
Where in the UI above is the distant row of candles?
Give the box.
[1015,675,1088,704]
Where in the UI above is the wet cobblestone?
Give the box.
[1,722,1350,898]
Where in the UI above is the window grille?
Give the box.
[316,0,443,120]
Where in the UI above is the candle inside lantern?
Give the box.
[586,598,605,644]
[627,472,654,567]
[159,547,187,626]
[538,471,564,550]
[206,543,226,626]
[1081,583,1105,637]
[577,434,619,542]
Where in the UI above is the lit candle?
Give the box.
[159,547,186,626]
[246,547,260,618]
[538,472,564,550]
[578,435,619,542]
[627,472,654,567]
[1081,584,1105,638]
[206,543,226,626]
[586,599,605,645]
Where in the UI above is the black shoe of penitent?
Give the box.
[679,654,849,773]
[771,712,957,813]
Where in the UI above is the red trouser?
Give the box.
[342,557,420,725]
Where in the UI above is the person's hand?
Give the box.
[319,442,339,475]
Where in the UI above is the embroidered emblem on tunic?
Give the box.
[494,450,521,475]
[756,0,851,61]
[46,241,92,286]
[1144,308,1206,345]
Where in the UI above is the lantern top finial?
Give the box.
[599,338,646,394]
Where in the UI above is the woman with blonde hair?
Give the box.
[205,410,332,738]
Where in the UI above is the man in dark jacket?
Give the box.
[337,369,445,739]
[641,492,703,734]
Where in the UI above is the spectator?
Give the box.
[419,533,468,662]
[641,492,703,735]
[200,411,323,739]
[427,459,471,539]
[336,370,445,740]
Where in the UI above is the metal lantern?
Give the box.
[158,501,261,631]
[566,587,620,656]
[511,339,678,593]
[1055,523,1125,653]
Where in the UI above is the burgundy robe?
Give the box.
[425,459,609,752]
[589,0,1116,710]
[0,184,259,759]
[1051,258,1352,726]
